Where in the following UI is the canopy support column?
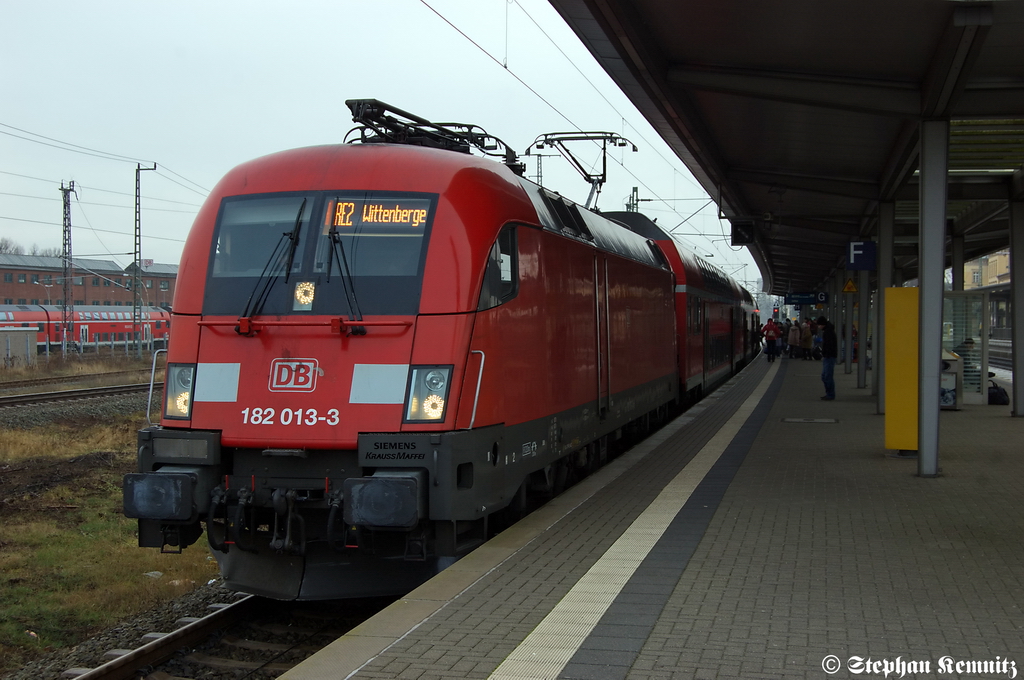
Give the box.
[917,119,948,477]
[875,202,895,407]
[1010,200,1024,416]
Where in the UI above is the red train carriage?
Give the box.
[123,101,752,600]
[0,304,171,352]
[604,212,757,399]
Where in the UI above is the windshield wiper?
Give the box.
[236,199,306,335]
[282,198,306,284]
[326,225,365,335]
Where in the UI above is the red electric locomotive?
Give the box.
[124,101,753,600]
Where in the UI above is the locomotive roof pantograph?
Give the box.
[345,98,526,176]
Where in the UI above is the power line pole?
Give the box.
[529,152,558,189]
[59,181,77,358]
[626,187,640,212]
[134,163,156,359]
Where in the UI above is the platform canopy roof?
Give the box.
[548,0,1024,295]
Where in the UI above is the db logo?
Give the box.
[269,358,320,392]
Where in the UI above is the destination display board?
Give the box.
[784,292,829,305]
[325,197,431,230]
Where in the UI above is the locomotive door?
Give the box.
[702,300,711,393]
[733,307,741,368]
[79,325,89,348]
[741,310,749,359]
[595,255,611,419]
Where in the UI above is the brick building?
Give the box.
[0,254,177,308]
[964,249,1010,290]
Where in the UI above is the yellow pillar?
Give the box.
[884,288,918,451]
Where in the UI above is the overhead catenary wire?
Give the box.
[0,122,147,164]
[0,144,194,266]
[154,169,208,197]
[0,122,209,197]
[0,214,186,244]
[0,191,198,214]
[510,0,705,199]
[418,1,576,131]
[0,169,203,207]
[421,0,714,232]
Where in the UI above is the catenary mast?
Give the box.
[59,181,76,356]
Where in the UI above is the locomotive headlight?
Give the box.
[293,281,315,311]
[424,369,446,392]
[422,394,445,419]
[404,365,452,422]
[165,364,196,420]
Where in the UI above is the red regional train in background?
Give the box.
[0,304,171,354]
[124,101,758,600]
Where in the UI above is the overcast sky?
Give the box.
[0,0,758,289]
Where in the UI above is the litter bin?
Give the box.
[940,350,962,410]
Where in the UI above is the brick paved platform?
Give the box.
[284,356,1024,680]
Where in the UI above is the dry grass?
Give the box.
[0,354,160,383]
[0,356,218,673]
[0,485,218,671]
[0,420,140,465]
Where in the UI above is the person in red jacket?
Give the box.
[761,319,781,362]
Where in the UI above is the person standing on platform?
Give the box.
[818,316,837,400]
[954,337,981,390]
[801,319,814,359]
[787,320,802,358]
[761,318,780,362]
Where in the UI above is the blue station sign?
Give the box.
[784,292,829,306]
[846,241,877,270]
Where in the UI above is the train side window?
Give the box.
[478,225,518,311]
[688,296,702,333]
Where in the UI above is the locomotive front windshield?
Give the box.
[204,192,436,316]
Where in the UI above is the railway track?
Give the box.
[62,594,393,679]
[0,383,162,408]
[0,369,158,393]
[64,595,259,680]
[990,356,1012,371]
[988,339,1012,371]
